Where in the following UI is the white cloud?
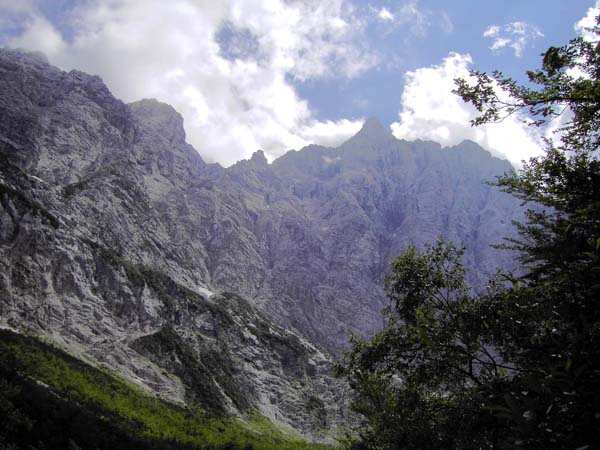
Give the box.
[4,0,370,166]
[10,15,66,56]
[370,1,431,37]
[391,52,544,167]
[483,25,499,38]
[299,119,363,148]
[398,1,430,36]
[378,7,394,21]
[490,37,511,52]
[483,21,543,57]
[0,0,38,40]
[575,0,600,41]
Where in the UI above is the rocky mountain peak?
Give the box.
[341,117,396,150]
[360,117,388,135]
[448,140,515,175]
[129,98,187,146]
[0,47,51,72]
[250,149,268,166]
[0,49,527,443]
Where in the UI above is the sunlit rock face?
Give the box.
[208,120,523,355]
[0,48,523,438]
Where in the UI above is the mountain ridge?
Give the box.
[0,48,525,441]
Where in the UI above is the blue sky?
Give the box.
[299,1,592,125]
[0,0,597,166]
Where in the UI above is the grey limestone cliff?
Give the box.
[0,48,524,439]
[201,120,523,354]
[0,48,348,442]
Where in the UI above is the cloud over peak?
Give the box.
[5,0,370,166]
[390,52,543,167]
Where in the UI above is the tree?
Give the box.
[338,240,508,449]
[340,17,600,450]
[454,25,600,151]
[454,17,600,450]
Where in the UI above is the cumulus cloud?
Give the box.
[299,119,364,148]
[575,0,600,41]
[390,53,543,167]
[4,0,369,166]
[483,21,543,57]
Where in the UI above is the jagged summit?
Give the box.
[129,98,189,147]
[360,117,388,135]
[342,117,396,148]
[448,140,515,173]
[0,50,526,443]
[250,149,268,165]
[129,98,180,118]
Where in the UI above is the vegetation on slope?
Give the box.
[132,325,250,415]
[0,329,331,450]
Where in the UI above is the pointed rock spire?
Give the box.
[250,149,268,166]
[342,117,395,149]
[359,117,388,136]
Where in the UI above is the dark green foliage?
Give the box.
[341,18,600,450]
[338,241,505,449]
[0,329,330,450]
[479,150,600,449]
[0,330,196,450]
[453,17,600,450]
[453,22,600,151]
[0,379,32,449]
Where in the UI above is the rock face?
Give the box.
[0,49,350,442]
[0,49,524,438]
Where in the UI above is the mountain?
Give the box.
[0,49,350,443]
[0,48,524,441]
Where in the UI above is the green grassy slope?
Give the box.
[0,329,333,450]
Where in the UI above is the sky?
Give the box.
[0,0,598,167]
